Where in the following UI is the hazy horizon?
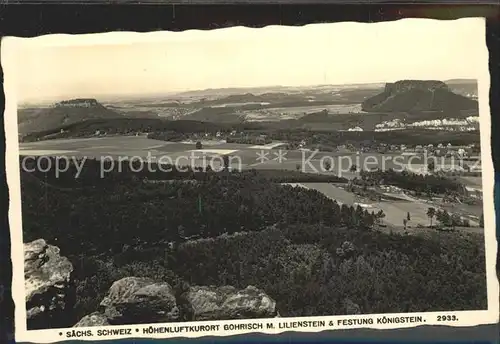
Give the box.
[3,18,486,104]
[16,79,477,106]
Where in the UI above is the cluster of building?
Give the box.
[373,116,480,133]
[353,142,479,157]
[414,143,479,158]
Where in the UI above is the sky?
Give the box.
[2,18,487,103]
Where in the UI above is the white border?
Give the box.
[3,19,499,343]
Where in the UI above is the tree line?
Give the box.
[20,157,348,186]
[19,157,486,322]
[21,115,480,150]
[21,157,363,257]
[425,207,477,229]
[352,169,466,196]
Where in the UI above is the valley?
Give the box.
[18,79,480,138]
[17,78,487,329]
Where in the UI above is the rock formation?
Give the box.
[72,276,186,327]
[74,280,278,326]
[55,98,99,108]
[180,285,278,321]
[73,312,110,327]
[24,239,75,330]
[18,98,121,136]
[361,80,478,113]
[97,277,181,325]
[384,80,450,94]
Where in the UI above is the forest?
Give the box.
[149,127,480,149]
[20,115,480,150]
[352,169,467,196]
[19,157,487,322]
[20,157,348,186]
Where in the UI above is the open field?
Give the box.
[243,104,366,121]
[298,183,431,227]
[285,182,483,233]
[94,85,376,123]
[18,136,484,231]
[18,135,474,177]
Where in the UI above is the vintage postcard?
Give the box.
[3,18,498,343]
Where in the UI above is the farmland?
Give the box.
[284,182,482,234]
[19,134,484,238]
[19,135,461,176]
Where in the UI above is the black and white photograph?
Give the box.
[3,17,498,342]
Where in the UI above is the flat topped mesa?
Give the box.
[54,98,100,108]
[361,79,478,113]
[384,80,450,94]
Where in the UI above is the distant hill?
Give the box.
[445,78,477,85]
[18,98,125,135]
[361,80,478,114]
[173,86,290,98]
[20,118,265,142]
[172,83,385,99]
[444,79,478,98]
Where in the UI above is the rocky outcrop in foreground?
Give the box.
[24,239,279,328]
[98,277,180,325]
[361,79,478,113]
[180,285,278,321]
[73,312,110,327]
[24,239,75,329]
[75,278,278,326]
